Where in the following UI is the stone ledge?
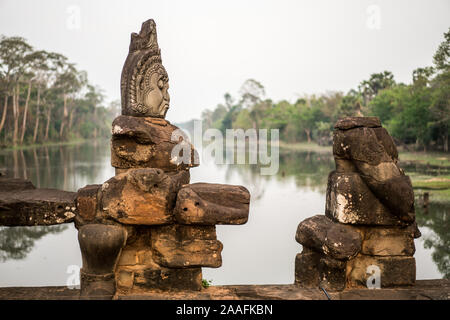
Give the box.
[0,186,77,226]
[1,280,448,300]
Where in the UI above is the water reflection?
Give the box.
[0,141,115,265]
[0,225,68,262]
[224,150,334,192]
[401,161,450,176]
[0,140,114,192]
[416,202,450,278]
[0,141,448,284]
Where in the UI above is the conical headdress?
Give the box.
[121,19,169,118]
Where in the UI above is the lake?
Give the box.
[0,140,448,287]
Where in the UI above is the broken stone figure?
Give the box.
[294,117,420,291]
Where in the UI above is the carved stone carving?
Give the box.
[121,19,170,118]
[78,224,127,299]
[294,117,419,290]
[71,18,252,297]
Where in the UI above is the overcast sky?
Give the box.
[0,0,449,122]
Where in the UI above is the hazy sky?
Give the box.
[0,0,449,122]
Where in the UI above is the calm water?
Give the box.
[0,141,448,287]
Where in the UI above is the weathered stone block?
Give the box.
[151,224,223,268]
[117,228,159,270]
[334,118,398,161]
[133,265,203,291]
[111,115,199,172]
[294,250,320,288]
[332,118,415,223]
[295,215,362,260]
[116,269,134,290]
[325,171,402,225]
[174,183,250,225]
[0,177,35,192]
[334,159,358,173]
[120,225,152,248]
[333,127,393,166]
[137,249,155,265]
[0,181,77,226]
[372,127,398,160]
[358,225,416,256]
[117,249,139,266]
[157,223,218,240]
[361,174,415,223]
[76,184,101,224]
[318,256,347,291]
[295,248,348,291]
[334,117,381,130]
[346,255,416,288]
[101,168,184,225]
[167,170,190,189]
[112,115,174,144]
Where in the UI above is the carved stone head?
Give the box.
[121,19,170,118]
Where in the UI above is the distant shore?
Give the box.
[0,138,107,152]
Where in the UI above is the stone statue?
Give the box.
[74,18,251,297]
[121,19,170,118]
[294,117,420,290]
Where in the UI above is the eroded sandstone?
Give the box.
[174,183,250,225]
[295,215,362,260]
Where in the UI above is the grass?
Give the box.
[414,187,450,203]
[278,141,331,153]
[400,150,450,197]
[202,279,213,288]
[399,151,450,167]
[278,141,450,201]
[0,138,88,152]
[411,178,450,190]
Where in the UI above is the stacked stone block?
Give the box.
[295,117,420,290]
[74,19,250,299]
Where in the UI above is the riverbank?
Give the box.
[0,138,93,152]
[278,142,450,199]
[278,141,331,153]
[398,151,450,201]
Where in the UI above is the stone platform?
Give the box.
[0,280,448,300]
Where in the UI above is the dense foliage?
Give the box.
[201,28,450,152]
[0,35,119,147]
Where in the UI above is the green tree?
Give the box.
[334,89,363,118]
[433,28,450,72]
[0,35,111,146]
[0,36,33,145]
[297,101,324,143]
[359,71,395,105]
[429,28,450,151]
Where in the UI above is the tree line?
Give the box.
[201,28,450,152]
[0,35,119,148]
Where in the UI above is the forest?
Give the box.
[0,35,119,148]
[201,28,450,152]
[1,28,448,151]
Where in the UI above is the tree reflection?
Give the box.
[416,201,450,279]
[222,148,449,279]
[0,140,112,262]
[222,149,335,196]
[0,140,112,191]
[0,225,68,262]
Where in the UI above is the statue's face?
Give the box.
[143,67,170,117]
